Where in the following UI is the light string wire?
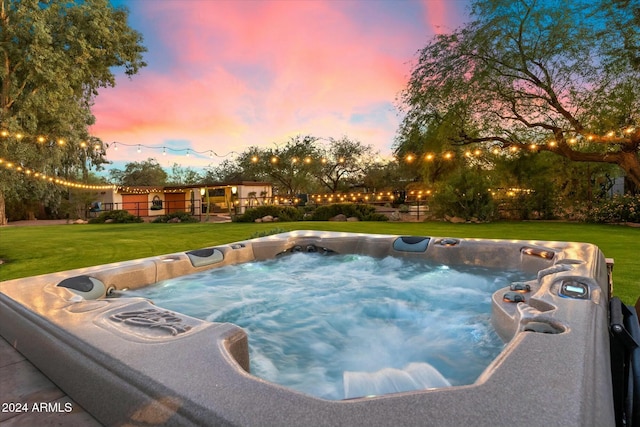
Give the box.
[1,126,637,190]
[109,141,240,159]
[0,156,115,190]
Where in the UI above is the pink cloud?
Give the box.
[91,0,469,169]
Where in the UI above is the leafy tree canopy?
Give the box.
[167,163,202,185]
[235,135,376,195]
[396,0,640,189]
[109,158,167,187]
[0,0,146,223]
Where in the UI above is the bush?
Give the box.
[88,210,144,224]
[362,212,390,221]
[431,169,496,221]
[151,211,199,223]
[586,194,640,223]
[309,203,388,221]
[234,205,303,222]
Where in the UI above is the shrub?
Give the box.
[309,203,388,221]
[586,194,640,223]
[362,212,389,221]
[151,211,199,223]
[431,169,496,221]
[88,210,144,224]
[234,205,303,222]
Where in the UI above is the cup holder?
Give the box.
[522,319,566,334]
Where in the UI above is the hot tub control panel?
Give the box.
[559,279,590,299]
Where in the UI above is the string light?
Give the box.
[0,156,115,190]
[0,126,637,170]
[106,141,239,160]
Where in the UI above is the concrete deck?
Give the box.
[0,335,101,426]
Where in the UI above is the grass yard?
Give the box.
[0,221,638,305]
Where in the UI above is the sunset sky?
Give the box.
[92,0,470,172]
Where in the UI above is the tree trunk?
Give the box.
[0,189,6,225]
[617,151,640,192]
[552,143,640,193]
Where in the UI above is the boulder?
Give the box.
[262,215,274,222]
[346,217,359,222]
[449,216,466,223]
[329,214,347,222]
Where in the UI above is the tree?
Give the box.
[167,163,202,185]
[397,0,640,191]
[360,159,414,193]
[203,159,246,183]
[109,158,167,186]
[0,0,146,223]
[312,136,375,193]
[240,136,321,195]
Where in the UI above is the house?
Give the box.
[91,181,273,218]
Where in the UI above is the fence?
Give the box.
[85,197,267,220]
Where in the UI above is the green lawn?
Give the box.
[0,221,638,304]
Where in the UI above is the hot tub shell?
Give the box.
[0,231,615,426]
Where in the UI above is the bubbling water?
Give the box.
[128,252,531,400]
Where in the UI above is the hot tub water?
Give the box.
[126,252,532,400]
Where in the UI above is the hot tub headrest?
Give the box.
[57,275,106,300]
[393,236,430,253]
[186,248,224,267]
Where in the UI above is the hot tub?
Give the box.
[0,231,616,426]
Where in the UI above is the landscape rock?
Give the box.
[262,215,274,222]
[346,217,359,222]
[329,214,347,222]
